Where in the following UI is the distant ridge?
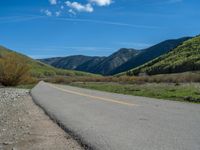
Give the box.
[40,48,139,75]
[40,55,105,70]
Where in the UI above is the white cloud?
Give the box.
[55,11,61,16]
[42,0,113,16]
[89,0,112,6]
[61,5,64,10]
[49,0,57,5]
[68,9,76,15]
[44,9,52,16]
[65,1,94,13]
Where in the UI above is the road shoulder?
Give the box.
[0,88,83,150]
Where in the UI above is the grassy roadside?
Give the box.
[69,82,200,103]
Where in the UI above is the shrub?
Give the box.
[0,53,30,86]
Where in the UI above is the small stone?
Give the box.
[3,141,13,145]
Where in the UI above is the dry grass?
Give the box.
[45,71,200,85]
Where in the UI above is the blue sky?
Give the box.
[0,0,199,58]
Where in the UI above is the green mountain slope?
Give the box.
[126,36,200,76]
[111,37,191,75]
[0,46,96,78]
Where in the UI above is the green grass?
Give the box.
[69,82,200,103]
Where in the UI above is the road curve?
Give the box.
[31,81,200,150]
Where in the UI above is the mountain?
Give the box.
[40,48,139,75]
[90,48,139,75]
[76,57,106,73]
[40,55,105,70]
[126,36,200,76]
[111,37,191,75]
[39,36,191,76]
[0,46,96,78]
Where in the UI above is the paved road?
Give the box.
[31,82,200,150]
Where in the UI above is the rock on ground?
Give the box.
[0,88,83,150]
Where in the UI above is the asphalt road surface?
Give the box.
[31,81,200,150]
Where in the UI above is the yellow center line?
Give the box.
[47,83,135,107]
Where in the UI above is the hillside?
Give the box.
[91,48,139,75]
[40,48,139,75]
[76,56,106,73]
[111,37,191,75]
[0,46,96,78]
[40,55,105,70]
[126,36,200,76]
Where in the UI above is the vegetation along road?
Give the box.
[31,81,200,150]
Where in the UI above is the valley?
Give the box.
[1,1,200,150]
[1,35,200,103]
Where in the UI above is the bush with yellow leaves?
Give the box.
[0,53,31,86]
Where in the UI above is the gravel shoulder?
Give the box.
[0,88,83,150]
